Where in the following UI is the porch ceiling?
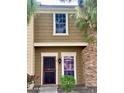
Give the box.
[34,42,88,47]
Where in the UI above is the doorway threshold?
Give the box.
[41,84,58,87]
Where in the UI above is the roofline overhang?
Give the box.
[35,5,78,13]
[35,10,76,13]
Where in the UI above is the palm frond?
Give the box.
[73,0,97,43]
[27,0,37,24]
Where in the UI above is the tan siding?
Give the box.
[34,13,83,42]
[27,17,35,75]
[35,47,85,85]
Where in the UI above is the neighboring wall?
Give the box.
[34,13,83,42]
[35,47,85,85]
[27,17,35,75]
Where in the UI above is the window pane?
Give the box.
[55,14,66,33]
[64,56,74,76]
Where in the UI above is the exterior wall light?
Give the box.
[58,58,62,64]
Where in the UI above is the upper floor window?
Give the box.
[53,13,68,36]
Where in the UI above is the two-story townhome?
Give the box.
[27,5,89,86]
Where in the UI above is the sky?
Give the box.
[36,0,78,5]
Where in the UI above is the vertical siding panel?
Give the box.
[27,16,35,75]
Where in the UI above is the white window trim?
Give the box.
[53,13,69,36]
[61,52,77,84]
[41,52,58,85]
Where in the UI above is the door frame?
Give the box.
[41,52,58,85]
[61,52,77,84]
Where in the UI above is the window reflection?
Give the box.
[64,56,74,76]
[55,14,66,33]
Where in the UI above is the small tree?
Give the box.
[59,0,97,43]
[74,0,97,43]
[60,75,75,92]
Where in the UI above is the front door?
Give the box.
[43,56,56,84]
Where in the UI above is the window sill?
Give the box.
[53,33,69,36]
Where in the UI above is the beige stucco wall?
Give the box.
[34,13,83,42]
[27,17,35,75]
[35,47,85,85]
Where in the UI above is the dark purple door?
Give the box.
[43,57,56,84]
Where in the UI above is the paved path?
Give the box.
[38,86,58,93]
[28,86,97,93]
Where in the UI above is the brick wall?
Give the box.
[82,44,97,87]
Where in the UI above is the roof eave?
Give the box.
[34,42,88,47]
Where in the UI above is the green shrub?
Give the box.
[60,75,75,92]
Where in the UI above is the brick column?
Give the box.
[82,44,97,87]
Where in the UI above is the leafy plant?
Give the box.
[27,74,39,88]
[60,75,75,92]
[27,0,37,24]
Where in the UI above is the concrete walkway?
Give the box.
[39,86,58,93]
[27,86,97,93]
